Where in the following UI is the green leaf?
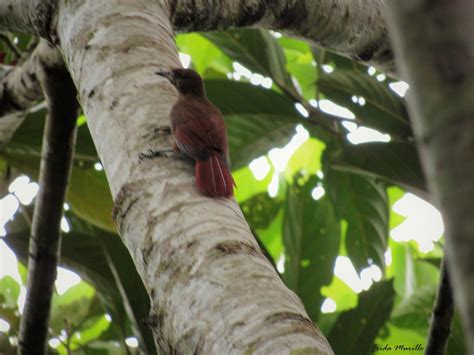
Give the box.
[176,33,232,76]
[5,107,98,162]
[318,71,412,138]
[4,213,155,354]
[373,324,426,355]
[76,314,112,346]
[0,276,20,309]
[257,207,284,262]
[387,241,414,299]
[67,167,115,232]
[447,314,466,355]
[328,279,396,355]
[203,29,296,93]
[387,186,407,231]
[283,176,340,321]
[205,80,301,169]
[285,138,325,181]
[1,152,115,232]
[325,168,389,272]
[233,165,273,202]
[332,142,426,195]
[50,282,96,333]
[240,192,282,231]
[321,277,358,313]
[391,284,436,331]
[312,47,366,72]
[278,38,317,100]
[2,107,113,231]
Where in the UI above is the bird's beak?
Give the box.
[156,71,174,83]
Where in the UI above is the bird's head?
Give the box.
[156,68,205,97]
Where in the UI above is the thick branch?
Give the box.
[18,40,79,354]
[1,0,394,74]
[172,0,394,73]
[0,0,58,43]
[426,259,454,355]
[384,1,474,352]
[0,41,61,145]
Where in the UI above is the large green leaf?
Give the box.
[49,282,98,333]
[389,284,466,355]
[447,315,467,355]
[1,106,114,231]
[283,176,340,321]
[4,107,98,162]
[391,284,436,331]
[325,168,389,272]
[4,214,155,354]
[285,138,325,181]
[321,277,358,313]
[328,279,395,355]
[0,276,20,309]
[1,152,115,232]
[373,324,426,355]
[332,142,426,195]
[257,207,284,262]
[205,80,302,169]
[67,166,115,232]
[203,29,297,93]
[240,192,282,231]
[176,33,232,76]
[312,47,367,72]
[278,37,317,100]
[318,71,412,138]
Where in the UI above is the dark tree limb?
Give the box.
[18,40,79,354]
[426,258,454,355]
[384,1,474,352]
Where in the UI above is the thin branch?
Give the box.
[426,258,454,355]
[18,41,79,354]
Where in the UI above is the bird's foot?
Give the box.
[139,148,174,162]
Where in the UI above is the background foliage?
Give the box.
[0,29,463,354]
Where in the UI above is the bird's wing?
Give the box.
[171,100,228,161]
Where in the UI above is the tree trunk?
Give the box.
[55,1,332,352]
[384,1,474,352]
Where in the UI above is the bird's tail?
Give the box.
[195,153,235,198]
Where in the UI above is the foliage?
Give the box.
[0,28,462,354]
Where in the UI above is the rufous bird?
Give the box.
[156,68,235,198]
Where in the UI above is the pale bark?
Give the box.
[384,0,474,352]
[55,1,332,353]
[0,41,57,145]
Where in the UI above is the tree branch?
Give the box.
[0,1,59,43]
[426,258,454,355]
[172,0,395,74]
[384,1,474,352]
[0,40,61,145]
[1,0,394,74]
[18,40,79,354]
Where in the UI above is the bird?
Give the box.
[156,68,235,198]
